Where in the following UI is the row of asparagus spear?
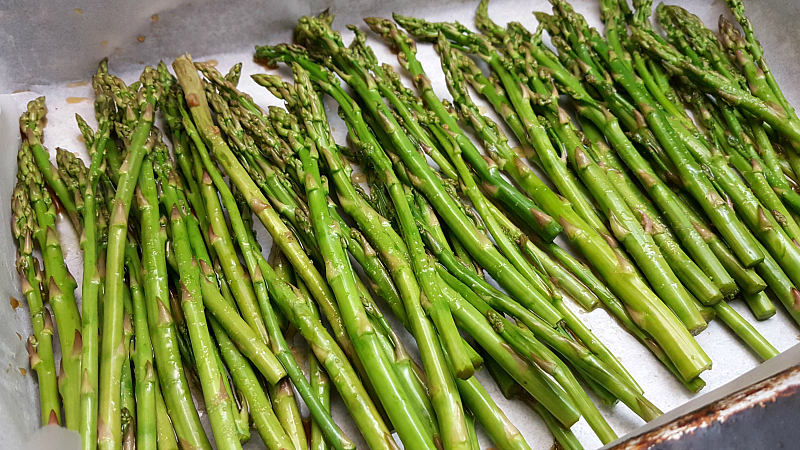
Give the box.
[14,0,800,448]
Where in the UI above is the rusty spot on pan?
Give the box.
[612,365,800,449]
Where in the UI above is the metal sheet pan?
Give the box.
[2,0,800,448]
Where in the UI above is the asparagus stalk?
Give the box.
[439,263,621,442]
[253,58,475,449]
[348,26,459,181]
[483,352,585,450]
[18,137,83,430]
[73,65,113,450]
[443,351,533,450]
[212,318,296,450]
[743,290,777,321]
[355,37,564,246]
[210,261,252,444]
[672,117,800,299]
[285,61,436,449]
[271,379,307,450]
[97,67,160,450]
[154,142,287,386]
[19,97,80,228]
[123,244,156,450]
[179,60,392,450]
[12,184,60,426]
[658,7,800,216]
[153,373,180,450]
[309,345,330,450]
[137,152,210,449]
[167,202,243,450]
[181,95,360,450]
[268,23,564,329]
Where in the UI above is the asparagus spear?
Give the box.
[152,373,179,450]
[286,61,437,449]
[210,261,252,444]
[137,148,210,449]
[124,243,156,450]
[309,337,330,450]
[269,22,565,329]
[12,184,60,426]
[483,353,584,450]
[72,64,113,450]
[160,73,273,350]
[18,124,82,430]
[212,318,296,450]
[252,60,475,448]
[167,202,243,450]
[178,57,394,450]
[19,97,80,229]
[97,67,160,450]
[351,37,564,246]
[394,17,707,381]
[437,250,619,442]
[443,350,533,450]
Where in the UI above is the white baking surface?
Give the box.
[2,0,800,449]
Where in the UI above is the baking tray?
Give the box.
[2,0,800,449]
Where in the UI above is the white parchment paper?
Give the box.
[2,0,800,449]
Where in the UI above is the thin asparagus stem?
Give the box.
[12,181,60,426]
